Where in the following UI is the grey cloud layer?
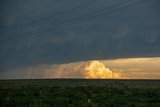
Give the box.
[0,0,160,71]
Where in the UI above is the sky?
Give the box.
[0,0,160,79]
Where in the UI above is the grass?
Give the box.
[0,79,160,107]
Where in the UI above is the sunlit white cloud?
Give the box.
[83,60,122,78]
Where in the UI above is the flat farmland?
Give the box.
[0,79,160,107]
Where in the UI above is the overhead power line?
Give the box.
[1,0,63,23]
[0,0,98,33]
[0,0,131,40]
[0,0,147,43]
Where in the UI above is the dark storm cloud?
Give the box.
[0,0,160,71]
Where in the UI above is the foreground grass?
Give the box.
[0,79,160,107]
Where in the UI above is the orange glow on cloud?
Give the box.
[84,61,122,79]
[1,57,160,79]
[45,60,123,79]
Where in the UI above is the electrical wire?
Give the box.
[0,0,98,33]
[0,0,147,43]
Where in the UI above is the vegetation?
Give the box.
[0,79,160,107]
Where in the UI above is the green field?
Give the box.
[0,79,160,107]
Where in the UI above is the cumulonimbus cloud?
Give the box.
[0,60,123,79]
[1,57,160,79]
